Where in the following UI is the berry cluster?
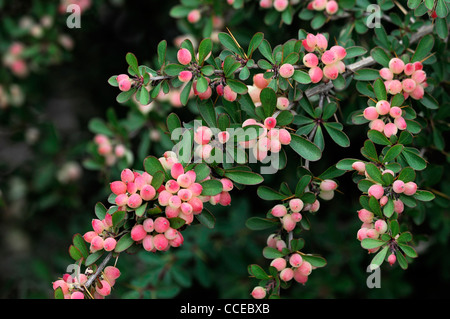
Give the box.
[257,0,290,12]
[240,117,292,161]
[380,58,427,100]
[93,134,128,166]
[307,0,339,15]
[193,125,230,161]
[83,213,117,253]
[52,266,120,299]
[362,99,407,138]
[248,73,272,107]
[3,42,28,78]
[302,33,347,83]
[270,199,304,232]
[115,73,133,92]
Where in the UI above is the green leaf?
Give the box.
[248,264,271,280]
[402,148,427,171]
[414,190,435,201]
[135,202,147,217]
[436,0,449,18]
[258,39,274,63]
[54,287,64,299]
[373,78,387,101]
[194,163,211,182]
[197,99,217,128]
[195,208,216,229]
[292,70,311,84]
[262,246,285,259]
[301,254,327,268]
[361,238,386,249]
[85,251,104,266]
[411,34,434,63]
[144,156,166,175]
[295,175,312,196]
[180,81,193,106]
[398,167,416,182]
[399,244,418,258]
[224,170,264,185]
[345,46,367,59]
[367,129,391,145]
[257,186,286,200]
[247,32,264,57]
[396,251,408,269]
[260,87,277,117]
[245,217,278,230]
[289,133,322,161]
[365,163,384,184]
[353,68,380,81]
[369,246,389,270]
[157,40,167,68]
[169,217,186,229]
[226,78,248,95]
[69,245,83,261]
[336,158,360,170]
[323,123,350,147]
[95,202,107,220]
[200,179,224,196]
[383,198,395,218]
[114,233,134,253]
[290,238,305,251]
[384,144,404,162]
[198,38,212,64]
[370,47,390,67]
[72,234,89,259]
[126,52,139,74]
[218,32,244,57]
[420,92,439,109]
[167,113,182,135]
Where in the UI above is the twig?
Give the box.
[84,252,113,289]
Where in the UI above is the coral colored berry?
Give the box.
[278,129,291,145]
[358,208,374,223]
[323,64,339,80]
[389,58,405,74]
[384,122,398,138]
[388,253,397,266]
[71,291,85,299]
[154,217,170,233]
[131,224,147,242]
[379,68,393,80]
[321,50,338,65]
[370,119,385,132]
[392,180,405,193]
[270,257,287,271]
[403,182,417,196]
[289,253,303,267]
[280,268,294,282]
[187,9,201,23]
[376,100,390,115]
[271,204,287,217]
[178,70,192,83]
[253,73,270,89]
[363,107,378,121]
[153,233,169,251]
[389,106,402,118]
[330,45,346,60]
[128,193,142,208]
[223,85,238,102]
[103,237,117,251]
[326,0,338,14]
[303,53,319,68]
[309,67,323,83]
[352,161,366,174]
[273,0,288,11]
[320,179,337,191]
[264,117,277,129]
[95,280,111,297]
[289,198,304,213]
[374,220,388,234]
[279,63,294,78]
[141,184,156,201]
[177,48,192,65]
[118,79,131,92]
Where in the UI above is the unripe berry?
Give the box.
[289,198,304,213]
[403,182,417,196]
[374,219,388,234]
[128,193,142,208]
[357,228,369,241]
[303,53,319,68]
[251,286,266,299]
[375,100,390,115]
[273,0,288,12]
[177,48,192,65]
[289,253,303,267]
[389,106,402,118]
[389,58,405,74]
[368,184,384,199]
[379,195,389,206]
[121,168,135,183]
[153,233,169,251]
[131,224,147,242]
[95,280,111,297]
[270,257,287,271]
[282,214,296,232]
[280,268,294,282]
[392,180,405,193]
[366,228,379,239]
[158,190,172,206]
[388,253,397,266]
[187,9,201,23]
[253,73,270,89]
[291,212,302,222]
[259,0,273,8]
[320,179,337,191]
[178,70,192,83]
[310,199,320,212]
[279,63,294,78]
[276,97,290,111]
[220,178,234,192]
[223,85,237,102]
[384,122,398,138]
[118,79,131,92]
[103,237,117,251]
[271,204,287,217]
[358,208,374,223]
[319,190,334,200]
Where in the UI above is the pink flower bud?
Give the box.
[279,63,294,78]
[177,48,192,65]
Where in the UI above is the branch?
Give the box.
[84,252,113,290]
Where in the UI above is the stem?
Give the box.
[85,252,113,289]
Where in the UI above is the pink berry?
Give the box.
[384,122,398,138]
[166,180,180,194]
[154,217,170,233]
[374,220,388,234]
[289,253,303,267]
[375,100,391,115]
[352,161,366,174]
[95,280,111,297]
[309,67,323,83]
[188,197,203,214]
[71,291,85,299]
[270,257,287,271]
[143,218,154,233]
[388,253,396,266]
[140,184,156,201]
[404,63,415,76]
[313,0,327,10]
[273,0,288,11]
[392,180,405,193]
[278,128,291,145]
[321,50,338,65]
[153,233,169,251]
[178,70,192,83]
[330,45,346,60]
[326,0,339,14]
[303,53,319,68]
[389,58,405,74]
[279,63,294,78]
[158,190,172,206]
[264,117,277,129]
[187,9,201,23]
[403,182,417,196]
[280,268,294,282]
[127,182,137,195]
[90,236,104,251]
[297,261,312,276]
[220,178,234,192]
[118,79,131,92]
[363,106,379,121]
[379,68,393,80]
[128,193,143,208]
[194,126,213,145]
[357,228,369,241]
[223,85,238,102]
[180,202,193,214]
[103,237,117,251]
[402,78,416,93]
[131,224,147,242]
[282,214,296,232]
[369,119,385,132]
[368,184,384,199]
[177,48,192,65]
[358,208,374,223]
[389,106,402,118]
[115,193,129,207]
[168,195,182,209]
[83,231,97,243]
[394,199,404,214]
[291,212,302,222]
[104,266,121,281]
[271,204,287,217]
[315,33,328,50]
[188,183,203,196]
[253,73,270,89]
[121,168,135,183]
[320,179,337,191]
[323,64,339,80]
[410,84,424,100]
[92,219,105,234]
[289,198,304,213]
[388,80,403,95]
[293,269,308,284]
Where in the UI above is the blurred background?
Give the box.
[0,0,449,299]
